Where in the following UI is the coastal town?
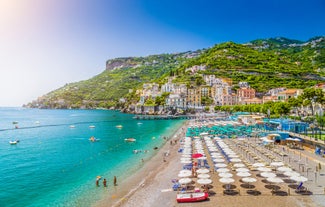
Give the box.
[130,74,324,116]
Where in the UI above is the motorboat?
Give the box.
[176,192,208,203]
[116,125,123,128]
[124,138,136,142]
[89,136,100,142]
[89,125,95,128]
[9,140,20,145]
[69,125,75,128]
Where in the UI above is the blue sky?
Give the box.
[0,0,324,106]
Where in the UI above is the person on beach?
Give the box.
[96,179,99,186]
[103,178,107,187]
[114,176,117,186]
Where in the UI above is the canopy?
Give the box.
[192,153,204,158]
[216,168,230,173]
[178,178,192,185]
[290,175,308,182]
[197,168,209,174]
[197,174,211,179]
[219,177,235,184]
[260,172,277,178]
[197,178,212,185]
[242,177,257,183]
[218,172,233,178]
[236,172,251,177]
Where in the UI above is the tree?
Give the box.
[300,88,325,115]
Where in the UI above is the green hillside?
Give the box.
[26,36,324,109]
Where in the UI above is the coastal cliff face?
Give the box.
[106,58,138,71]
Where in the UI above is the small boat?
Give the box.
[137,122,143,125]
[89,125,95,128]
[124,138,136,142]
[69,125,75,128]
[116,125,123,128]
[9,140,20,145]
[176,192,208,203]
[89,136,100,142]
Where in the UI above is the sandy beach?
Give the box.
[95,120,325,207]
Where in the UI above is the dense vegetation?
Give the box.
[26,36,324,109]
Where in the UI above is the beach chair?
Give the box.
[295,182,304,193]
[172,183,180,191]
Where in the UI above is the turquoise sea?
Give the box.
[0,108,184,207]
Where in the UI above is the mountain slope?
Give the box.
[26,36,324,109]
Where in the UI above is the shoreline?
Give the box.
[94,121,188,207]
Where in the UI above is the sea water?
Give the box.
[0,108,184,207]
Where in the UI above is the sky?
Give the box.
[0,0,324,106]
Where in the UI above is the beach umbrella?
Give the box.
[218,172,233,178]
[197,168,209,174]
[216,168,230,173]
[178,178,192,185]
[178,170,192,178]
[266,177,284,184]
[270,162,284,167]
[181,160,192,164]
[180,157,192,161]
[277,166,292,172]
[260,172,276,178]
[181,154,191,158]
[192,153,203,158]
[290,175,308,182]
[257,167,272,172]
[283,171,300,177]
[213,158,225,163]
[233,163,245,168]
[197,178,212,185]
[228,154,240,158]
[236,172,251,177]
[211,155,223,159]
[197,174,211,179]
[236,168,250,172]
[252,163,265,167]
[215,163,227,168]
[230,158,242,163]
[179,170,191,174]
[242,177,257,188]
[219,177,235,190]
[219,177,235,184]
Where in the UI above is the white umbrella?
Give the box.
[252,163,265,167]
[236,172,251,177]
[267,177,284,184]
[242,177,257,183]
[236,168,250,172]
[228,154,239,158]
[216,168,230,173]
[211,155,223,159]
[197,168,210,174]
[178,178,192,185]
[178,171,192,178]
[290,175,308,182]
[257,167,272,172]
[284,171,300,177]
[181,160,192,164]
[277,166,292,172]
[219,172,233,178]
[197,174,211,179]
[219,177,235,191]
[230,158,242,163]
[213,158,225,163]
[197,178,212,185]
[219,177,235,184]
[215,163,227,168]
[233,163,245,168]
[270,162,284,167]
[260,172,276,178]
[197,157,207,160]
